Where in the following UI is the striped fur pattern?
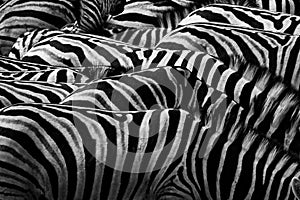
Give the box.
[0,68,89,83]
[198,102,300,200]
[108,3,198,29]
[0,55,65,71]
[60,54,300,158]
[8,29,65,60]
[1,68,300,199]
[106,25,172,48]
[20,33,143,70]
[8,26,169,60]
[256,0,300,15]
[61,66,204,117]
[179,4,300,35]
[0,104,201,199]
[79,0,126,33]
[0,80,79,108]
[155,22,300,90]
[0,0,80,56]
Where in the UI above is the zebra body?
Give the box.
[155,22,300,90]
[8,29,65,60]
[179,4,300,35]
[20,32,143,70]
[199,103,300,200]
[107,1,198,29]
[0,0,80,56]
[0,104,201,199]
[0,80,79,108]
[1,71,300,199]
[256,0,300,15]
[8,26,170,60]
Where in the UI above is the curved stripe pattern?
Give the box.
[155,22,300,90]
[179,4,300,35]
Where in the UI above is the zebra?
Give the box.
[0,68,89,83]
[0,56,91,83]
[0,104,203,199]
[256,0,300,15]
[8,29,65,60]
[15,31,296,109]
[155,22,300,90]
[107,0,261,30]
[0,0,126,56]
[59,54,300,158]
[198,101,300,200]
[107,1,199,29]
[0,0,80,56]
[78,0,126,34]
[1,69,300,199]
[0,80,80,108]
[178,3,300,35]
[8,26,170,60]
[18,32,144,70]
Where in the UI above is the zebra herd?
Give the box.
[1,0,300,199]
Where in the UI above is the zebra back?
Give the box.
[155,22,300,90]
[179,4,300,35]
[0,80,80,108]
[108,1,198,29]
[8,29,65,60]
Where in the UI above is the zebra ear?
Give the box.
[292,177,300,199]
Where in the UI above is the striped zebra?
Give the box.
[107,0,260,30]
[199,103,300,200]
[0,0,80,56]
[1,70,300,199]
[0,80,80,108]
[0,68,89,83]
[178,4,300,35]
[107,2,199,29]
[0,0,126,56]
[61,66,205,120]
[8,26,170,60]
[78,0,126,34]
[0,104,203,199]
[59,54,300,157]
[155,22,300,90]
[0,56,91,83]
[256,0,300,15]
[15,30,297,108]
[19,32,143,70]
[8,29,65,60]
